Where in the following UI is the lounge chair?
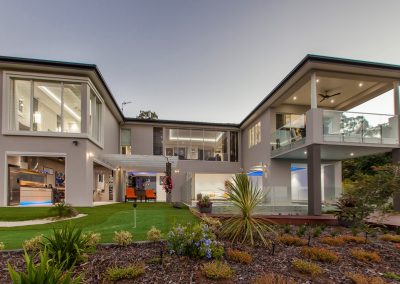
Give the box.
[125,187,137,202]
[145,189,156,202]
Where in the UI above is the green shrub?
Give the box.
[220,173,274,245]
[167,223,224,259]
[105,263,145,281]
[8,248,81,284]
[346,273,385,284]
[312,226,323,238]
[350,249,381,263]
[380,234,400,243]
[383,272,400,281]
[23,234,44,252]
[282,224,292,235]
[226,249,252,264]
[113,230,133,246]
[44,224,89,269]
[292,259,322,277]
[147,226,162,242]
[201,216,222,233]
[278,235,307,246]
[252,273,296,284]
[82,232,101,249]
[201,261,233,280]
[296,225,307,237]
[301,247,338,263]
[48,203,78,218]
[0,242,5,250]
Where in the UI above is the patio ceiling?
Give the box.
[99,154,179,172]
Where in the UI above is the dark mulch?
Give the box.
[1,229,400,283]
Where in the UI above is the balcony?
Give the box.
[322,110,398,145]
[270,110,399,156]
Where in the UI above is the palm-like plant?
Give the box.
[221,173,274,245]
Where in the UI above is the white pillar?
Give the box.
[394,81,400,115]
[310,73,317,109]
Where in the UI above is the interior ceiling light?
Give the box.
[304,151,307,155]
[358,82,363,87]
[293,96,297,100]
[350,152,354,156]
[330,99,335,103]
[316,79,320,83]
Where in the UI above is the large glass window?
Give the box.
[153,127,163,155]
[164,128,234,161]
[248,122,261,148]
[11,79,82,134]
[230,131,239,162]
[89,90,102,142]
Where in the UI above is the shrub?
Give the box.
[301,247,338,263]
[201,261,233,280]
[282,224,292,235]
[44,224,89,269]
[197,195,212,208]
[105,263,145,281]
[82,231,101,249]
[383,272,400,281]
[341,235,367,244]
[221,173,274,245]
[380,234,400,243]
[346,273,385,284]
[296,225,307,237]
[201,216,222,233]
[278,235,307,246]
[350,249,381,262]
[312,226,323,238]
[48,202,78,218]
[0,242,4,250]
[8,248,81,284]
[292,259,322,277]
[114,230,133,246]
[252,273,296,284]
[23,234,44,252]
[226,249,252,264]
[319,236,345,246]
[146,226,162,242]
[167,223,224,259]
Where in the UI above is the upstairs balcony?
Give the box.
[271,109,399,156]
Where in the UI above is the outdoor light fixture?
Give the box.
[304,151,307,155]
[72,140,79,146]
[133,202,137,228]
[350,152,354,156]
[316,79,320,83]
[358,82,363,87]
[174,169,180,174]
[330,99,335,103]
[293,96,297,100]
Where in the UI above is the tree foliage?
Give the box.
[136,110,158,120]
[342,152,392,180]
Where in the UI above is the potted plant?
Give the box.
[197,195,212,214]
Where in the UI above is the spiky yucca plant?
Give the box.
[220,173,273,245]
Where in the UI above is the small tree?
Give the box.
[336,164,400,225]
[137,110,158,120]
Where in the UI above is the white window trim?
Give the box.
[2,70,104,148]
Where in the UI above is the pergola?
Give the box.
[98,154,179,172]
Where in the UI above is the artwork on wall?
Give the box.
[55,171,65,187]
[166,148,173,156]
[43,167,54,175]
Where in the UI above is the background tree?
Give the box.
[342,152,391,181]
[137,110,159,120]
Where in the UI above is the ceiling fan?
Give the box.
[318,90,341,102]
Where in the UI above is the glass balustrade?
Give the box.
[323,110,398,145]
[270,115,306,153]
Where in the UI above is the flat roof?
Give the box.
[2,54,400,129]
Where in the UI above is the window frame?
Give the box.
[2,70,105,148]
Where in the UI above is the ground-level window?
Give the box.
[153,127,163,155]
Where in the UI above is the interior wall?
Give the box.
[93,165,113,202]
[194,173,233,199]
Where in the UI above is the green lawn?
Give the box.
[0,203,198,249]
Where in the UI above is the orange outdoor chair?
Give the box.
[125,187,137,202]
[145,189,156,202]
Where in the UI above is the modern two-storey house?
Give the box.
[0,55,399,215]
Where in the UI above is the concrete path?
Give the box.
[367,213,400,227]
[0,214,87,228]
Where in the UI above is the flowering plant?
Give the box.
[162,176,173,193]
[167,223,224,259]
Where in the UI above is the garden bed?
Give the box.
[1,226,400,283]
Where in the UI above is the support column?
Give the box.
[307,144,321,215]
[310,72,317,109]
[392,149,400,211]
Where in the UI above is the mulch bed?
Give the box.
[1,227,400,283]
